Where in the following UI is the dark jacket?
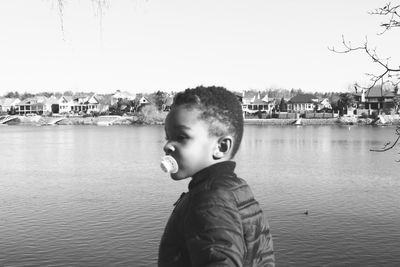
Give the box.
[158,161,274,267]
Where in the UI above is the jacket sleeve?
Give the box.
[184,189,246,267]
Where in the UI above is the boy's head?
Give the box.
[163,86,244,180]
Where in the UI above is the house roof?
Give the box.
[63,96,73,102]
[58,96,71,103]
[289,94,318,103]
[139,95,151,103]
[135,94,151,101]
[242,91,268,99]
[366,87,384,98]
[0,97,20,106]
[241,91,272,105]
[16,98,36,105]
[355,87,396,98]
[85,94,101,104]
[251,98,268,105]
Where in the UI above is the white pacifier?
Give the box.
[160,155,179,174]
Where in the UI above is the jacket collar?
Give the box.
[189,161,236,190]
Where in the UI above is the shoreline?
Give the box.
[2,114,400,126]
[244,118,337,125]
[2,115,163,126]
[244,114,400,126]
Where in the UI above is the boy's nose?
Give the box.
[163,142,175,154]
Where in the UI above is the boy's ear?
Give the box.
[213,136,233,160]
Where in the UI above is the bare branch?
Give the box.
[329,34,400,90]
[369,2,400,34]
[370,127,400,152]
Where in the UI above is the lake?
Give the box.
[1,124,399,266]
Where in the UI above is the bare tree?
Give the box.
[329,3,400,91]
[330,2,400,158]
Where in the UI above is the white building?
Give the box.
[0,98,20,113]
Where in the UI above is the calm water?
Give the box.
[1,124,399,266]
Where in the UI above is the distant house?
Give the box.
[354,87,397,112]
[111,90,136,106]
[58,96,74,114]
[71,94,90,113]
[0,98,20,113]
[16,97,46,115]
[317,98,332,111]
[86,94,101,114]
[287,94,318,112]
[48,94,110,115]
[241,91,275,114]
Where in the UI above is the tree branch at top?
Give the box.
[369,2,400,34]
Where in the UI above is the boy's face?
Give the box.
[164,106,219,180]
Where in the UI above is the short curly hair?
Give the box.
[172,86,244,157]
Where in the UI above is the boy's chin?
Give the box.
[170,172,189,181]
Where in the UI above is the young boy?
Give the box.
[158,86,274,267]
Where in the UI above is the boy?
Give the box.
[158,86,274,267]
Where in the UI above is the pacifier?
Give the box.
[160,155,179,174]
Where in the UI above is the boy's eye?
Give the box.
[164,134,187,142]
[177,135,187,141]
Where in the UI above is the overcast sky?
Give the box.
[0,0,398,95]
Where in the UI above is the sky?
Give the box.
[0,0,399,95]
